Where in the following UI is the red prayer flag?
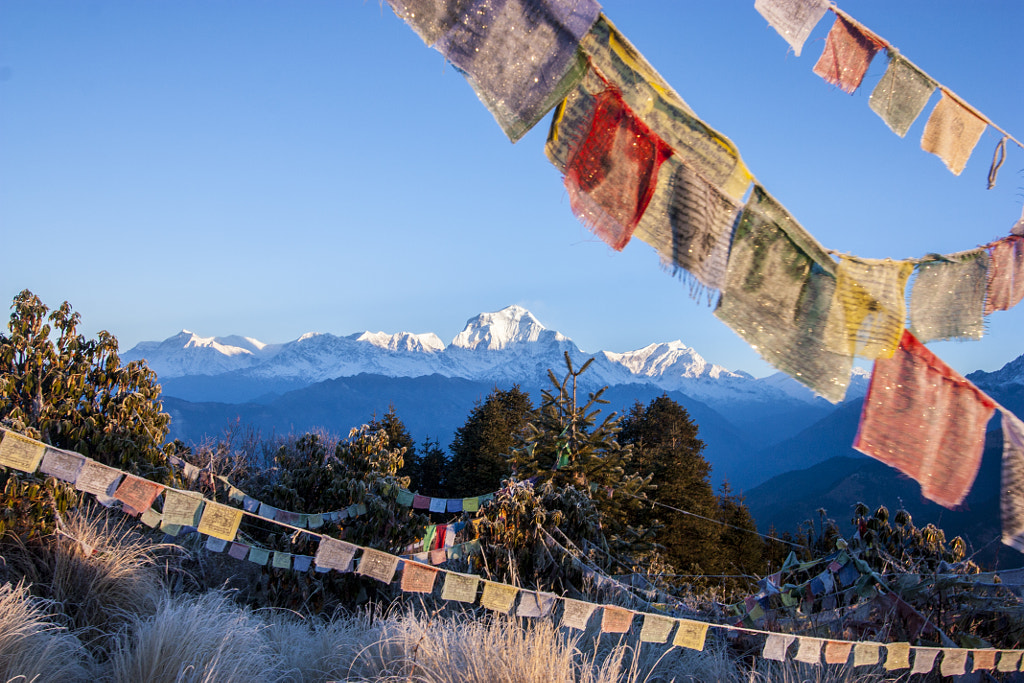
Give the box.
[813,12,886,94]
[854,330,996,508]
[564,87,673,251]
[985,235,1024,314]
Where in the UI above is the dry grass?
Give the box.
[0,581,94,682]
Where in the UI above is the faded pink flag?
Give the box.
[854,330,996,508]
[813,12,886,94]
[985,235,1024,314]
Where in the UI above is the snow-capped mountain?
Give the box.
[122,305,860,408]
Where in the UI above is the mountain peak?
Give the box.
[451,305,569,350]
[353,330,445,353]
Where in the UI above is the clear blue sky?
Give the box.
[1,1,1021,377]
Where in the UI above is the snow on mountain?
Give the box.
[124,305,874,406]
[967,353,1024,389]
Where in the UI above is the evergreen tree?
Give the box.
[618,395,721,574]
[447,385,533,497]
[367,405,417,485]
[716,481,764,576]
[416,436,448,497]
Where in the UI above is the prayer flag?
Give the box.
[205,536,228,553]
[517,591,557,618]
[869,52,937,137]
[601,606,634,633]
[912,647,940,674]
[75,460,123,498]
[315,537,358,572]
[574,16,752,201]
[973,650,997,671]
[909,251,989,342]
[673,619,709,650]
[243,496,259,513]
[563,85,673,250]
[400,562,439,593]
[824,641,852,664]
[161,489,205,528]
[292,555,313,572]
[985,235,1024,314]
[1000,410,1024,552]
[394,0,599,142]
[561,599,597,630]
[884,642,911,670]
[854,330,996,508]
[140,507,162,528]
[412,494,430,510]
[272,551,291,570]
[0,430,45,472]
[247,547,270,566]
[997,650,1023,672]
[446,498,463,513]
[754,0,829,57]
[480,580,518,613]
[921,91,988,176]
[428,497,447,514]
[441,572,480,603]
[639,614,674,644]
[941,649,967,677]
[763,634,795,661]
[113,475,164,514]
[39,446,85,483]
[257,503,278,521]
[430,548,447,565]
[853,643,880,667]
[632,157,742,300]
[227,543,249,561]
[227,485,245,504]
[462,497,480,512]
[160,522,181,537]
[813,12,886,94]
[715,185,852,402]
[307,513,324,529]
[795,637,823,664]
[357,548,400,584]
[196,501,244,542]
[826,255,912,360]
[396,489,414,506]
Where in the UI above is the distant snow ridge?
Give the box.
[122,305,844,406]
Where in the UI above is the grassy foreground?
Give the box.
[0,508,905,683]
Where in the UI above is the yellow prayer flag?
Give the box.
[673,619,709,651]
[921,91,988,176]
[853,642,880,667]
[480,580,518,614]
[639,614,675,644]
[0,430,46,473]
[884,642,911,670]
[196,501,244,542]
[441,572,480,603]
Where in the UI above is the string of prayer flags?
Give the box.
[853,642,880,667]
[908,251,989,342]
[196,501,244,542]
[921,91,988,176]
[480,580,519,613]
[812,11,886,94]
[985,235,1024,314]
[714,185,853,403]
[563,85,672,250]
[577,16,752,202]
[673,619,708,650]
[632,157,742,301]
[638,614,674,644]
[763,634,795,661]
[884,642,911,670]
[0,430,46,472]
[440,571,480,603]
[400,561,439,593]
[389,0,599,142]
[753,0,829,57]
[357,548,400,584]
[854,330,997,508]
[75,460,123,499]
[824,640,852,665]
[39,446,85,483]
[113,475,164,515]
[1000,410,1024,552]
[826,256,912,360]
[517,590,557,618]
[941,649,968,677]
[561,598,597,630]
[315,538,357,573]
[600,605,634,634]
[794,637,823,664]
[911,648,940,674]
[869,52,937,137]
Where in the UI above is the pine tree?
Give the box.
[416,436,448,497]
[367,405,418,485]
[618,395,722,574]
[716,481,764,576]
[447,385,533,497]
